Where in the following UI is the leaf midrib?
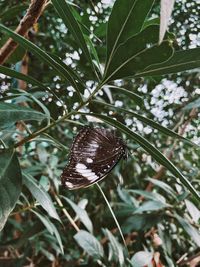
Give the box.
[106,0,138,73]
[137,59,200,76]
[0,151,14,181]
[104,40,167,83]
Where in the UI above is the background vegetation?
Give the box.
[0,0,200,266]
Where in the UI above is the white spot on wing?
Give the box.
[76,163,87,170]
[65,181,74,188]
[86,158,93,163]
[76,164,98,181]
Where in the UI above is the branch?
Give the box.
[0,0,47,65]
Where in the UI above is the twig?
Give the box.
[0,0,47,64]
[54,194,80,233]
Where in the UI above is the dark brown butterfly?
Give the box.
[61,126,127,190]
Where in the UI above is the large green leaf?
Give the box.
[0,102,47,129]
[0,24,82,101]
[106,0,155,61]
[23,173,60,221]
[103,25,174,82]
[136,48,200,77]
[175,214,200,247]
[74,230,104,259]
[32,210,64,254]
[0,149,22,231]
[51,0,95,74]
[93,100,198,147]
[78,112,200,201]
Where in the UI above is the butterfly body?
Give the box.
[61,127,127,190]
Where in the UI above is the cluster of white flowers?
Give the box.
[149,79,188,125]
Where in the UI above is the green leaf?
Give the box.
[104,25,174,82]
[51,0,95,73]
[134,200,168,213]
[93,100,198,148]
[131,251,153,267]
[117,186,138,206]
[84,34,102,76]
[142,18,160,29]
[32,210,64,254]
[185,200,200,223]
[175,214,200,247]
[74,230,104,259]
[63,197,93,233]
[105,86,143,106]
[122,213,163,233]
[136,48,200,77]
[0,102,47,129]
[0,149,22,231]
[130,189,166,203]
[103,228,124,267]
[146,178,177,199]
[78,113,200,201]
[106,0,155,60]
[5,88,51,122]
[0,65,46,90]
[34,134,68,151]
[23,173,60,221]
[0,24,82,100]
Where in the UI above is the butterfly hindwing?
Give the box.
[61,127,127,190]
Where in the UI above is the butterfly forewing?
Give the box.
[61,127,127,190]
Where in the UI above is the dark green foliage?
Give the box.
[0,149,22,231]
[0,0,200,266]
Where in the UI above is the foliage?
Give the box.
[0,0,200,266]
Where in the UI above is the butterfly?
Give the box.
[61,126,128,190]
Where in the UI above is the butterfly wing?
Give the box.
[61,127,127,190]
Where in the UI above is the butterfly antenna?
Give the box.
[96,183,128,251]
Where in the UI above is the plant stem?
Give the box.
[96,183,128,250]
[55,194,80,232]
